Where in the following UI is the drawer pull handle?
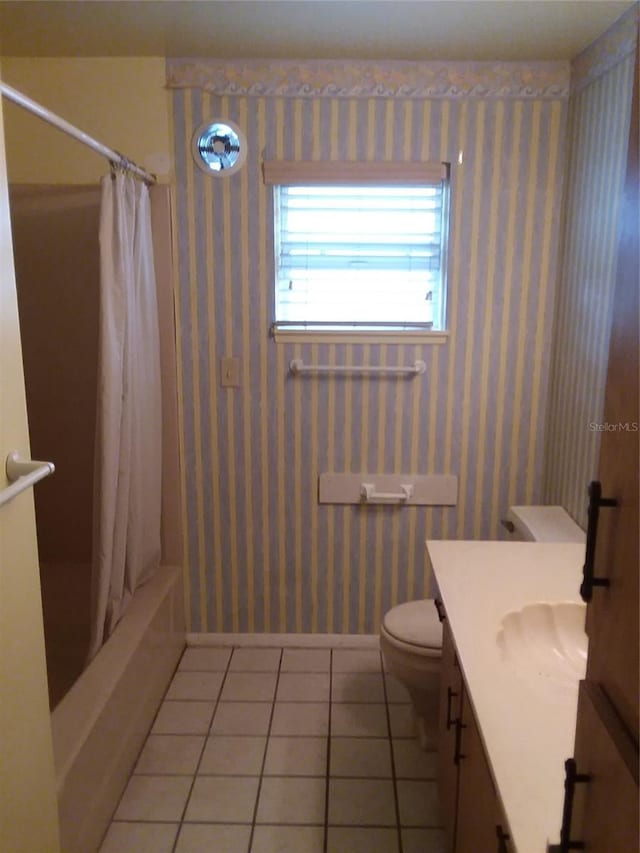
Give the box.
[434,598,446,622]
[453,718,466,766]
[559,758,590,852]
[580,480,616,602]
[496,824,511,853]
[446,686,458,730]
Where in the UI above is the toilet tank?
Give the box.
[504,505,586,543]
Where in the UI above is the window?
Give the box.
[264,161,449,337]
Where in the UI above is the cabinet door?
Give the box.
[585,24,639,739]
[456,685,510,853]
[438,619,462,852]
[570,681,639,851]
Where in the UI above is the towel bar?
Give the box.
[289,359,425,377]
[0,451,55,509]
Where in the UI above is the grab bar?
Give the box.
[289,359,425,377]
[0,451,55,508]
[361,482,413,504]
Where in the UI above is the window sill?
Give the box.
[271,328,450,345]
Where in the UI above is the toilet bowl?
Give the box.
[380,505,585,747]
[380,599,442,747]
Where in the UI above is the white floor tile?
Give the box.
[152,700,215,735]
[256,776,326,824]
[184,775,259,822]
[276,672,330,702]
[263,736,327,776]
[175,823,252,853]
[166,671,224,701]
[221,672,278,702]
[393,741,437,779]
[229,648,281,671]
[270,702,329,736]
[199,735,267,775]
[99,821,178,853]
[211,701,273,735]
[328,778,396,826]
[396,780,441,827]
[106,644,445,851]
[179,647,232,671]
[330,703,388,737]
[114,775,192,822]
[330,737,392,777]
[251,824,324,853]
[331,673,385,703]
[402,827,447,853]
[281,648,331,672]
[331,649,382,673]
[135,735,205,775]
[326,826,399,853]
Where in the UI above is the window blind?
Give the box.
[267,162,449,332]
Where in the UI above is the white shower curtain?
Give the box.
[88,171,162,662]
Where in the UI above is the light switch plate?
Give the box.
[221,356,240,387]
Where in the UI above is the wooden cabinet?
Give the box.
[562,34,639,853]
[438,617,512,853]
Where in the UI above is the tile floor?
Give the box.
[99,645,446,853]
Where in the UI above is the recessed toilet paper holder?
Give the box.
[360,482,413,505]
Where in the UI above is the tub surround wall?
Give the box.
[544,7,637,526]
[10,185,101,705]
[169,59,568,633]
[10,185,99,567]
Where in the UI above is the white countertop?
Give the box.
[427,540,586,853]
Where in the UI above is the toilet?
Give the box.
[379,506,585,747]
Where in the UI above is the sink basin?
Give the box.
[496,602,588,697]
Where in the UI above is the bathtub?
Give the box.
[50,564,185,852]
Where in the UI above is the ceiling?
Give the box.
[0,1,634,61]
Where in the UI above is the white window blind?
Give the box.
[264,161,449,334]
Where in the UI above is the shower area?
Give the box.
[4,84,186,852]
[10,177,185,702]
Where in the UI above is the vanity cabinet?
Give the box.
[438,617,512,853]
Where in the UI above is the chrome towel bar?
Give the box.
[0,451,55,509]
[289,358,425,377]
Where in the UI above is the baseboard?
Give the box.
[186,632,380,649]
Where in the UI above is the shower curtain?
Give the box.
[88,171,162,662]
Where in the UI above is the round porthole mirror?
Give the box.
[192,119,247,176]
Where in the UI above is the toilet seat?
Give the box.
[381,599,442,653]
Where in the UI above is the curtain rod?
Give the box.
[0,82,156,185]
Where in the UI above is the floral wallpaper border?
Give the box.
[571,4,638,95]
[166,58,570,99]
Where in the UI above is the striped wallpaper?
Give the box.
[543,12,636,527]
[171,75,567,633]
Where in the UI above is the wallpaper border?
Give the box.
[166,58,570,99]
[571,4,638,95]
